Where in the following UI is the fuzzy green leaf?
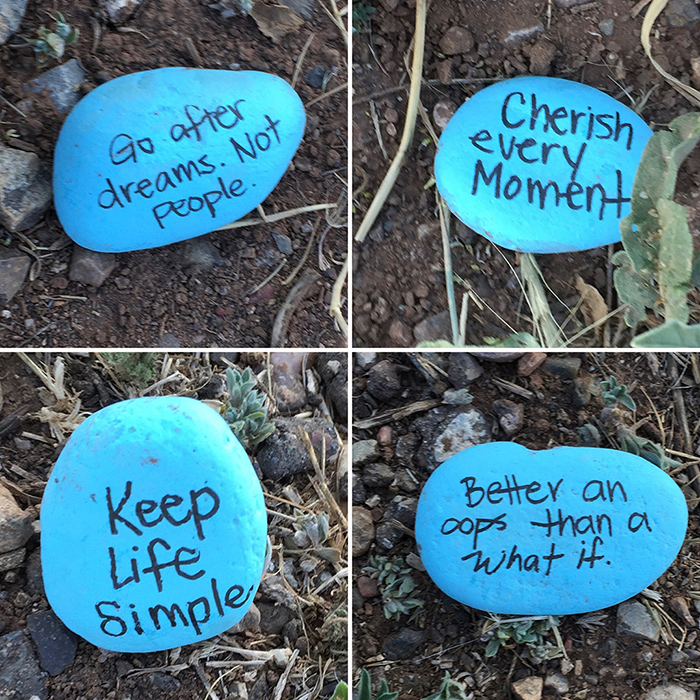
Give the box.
[612,250,659,327]
[657,198,692,322]
[331,681,349,700]
[631,318,700,347]
[623,112,700,273]
[421,672,468,700]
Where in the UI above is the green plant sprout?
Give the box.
[352,2,376,32]
[422,673,469,700]
[600,376,636,411]
[613,112,700,346]
[222,367,275,448]
[331,681,349,700]
[26,12,78,66]
[483,615,564,663]
[362,555,424,620]
[357,669,398,700]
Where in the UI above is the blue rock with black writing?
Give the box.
[415,442,687,614]
[41,396,267,652]
[53,68,305,252]
[435,77,653,253]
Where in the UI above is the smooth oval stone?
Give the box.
[41,396,267,652]
[53,68,305,252]
[435,77,653,253]
[415,442,687,615]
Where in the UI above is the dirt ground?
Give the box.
[352,351,700,699]
[352,0,700,348]
[0,351,348,699]
[0,0,347,349]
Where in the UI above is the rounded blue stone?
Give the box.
[435,77,653,253]
[53,68,305,252]
[41,396,267,652]
[415,442,687,614]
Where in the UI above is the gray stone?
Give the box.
[0,0,27,44]
[256,417,338,480]
[599,18,615,35]
[544,673,569,695]
[26,610,77,676]
[259,575,295,609]
[271,353,307,413]
[157,332,181,348]
[279,0,314,20]
[434,409,489,463]
[383,628,425,660]
[447,354,483,387]
[0,630,46,699]
[643,684,695,700]
[503,24,543,47]
[665,0,700,27]
[493,399,524,436]
[362,463,394,489]
[366,360,401,401]
[353,440,379,467]
[353,506,375,556]
[395,434,417,464]
[376,496,417,550]
[0,547,25,572]
[472,352,524,363]
[182,237,225,271]
[257,602,294,634]
[443,388,474,405]
[0,248,31,306]
[617,601,660,642]
[69,246,116,287]
[0,484,32,553]
[352,472,366,505]
[25,59,86,114]
[554,0,591,6]
[414,311,452,344]
[355,352,376,368]
[25,549,44,597]
[101,0,143,24]
[144,672,181,693]
[229,603,261,634]
[0,145,52,232]
[272,232,293,255]
[544,356,581,379]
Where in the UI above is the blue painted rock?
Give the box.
[41,397,267,652]
[415,442,687,614]
[435,77,653,253]
[53,68,305,252]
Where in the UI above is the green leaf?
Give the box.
[331,681,349,700]
[485,638,501,657]
[416,340,458,348]
[358,670,372,700]
[631,318,700,347]
[657,198,692,322]
[612,250,659,327]
[421,672,469,700]
[623,112,700,273]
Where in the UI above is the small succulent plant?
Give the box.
[422,673,469,700]
[27,12,79,66]
[601,375,636,411]
[222,367,275,448]
[483,615,563,663]
[362,555,424,620]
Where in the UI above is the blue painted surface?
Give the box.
[435,77,653,253]
[415,442,687,614]
[53,68,305,252]
[41,397,267,652]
